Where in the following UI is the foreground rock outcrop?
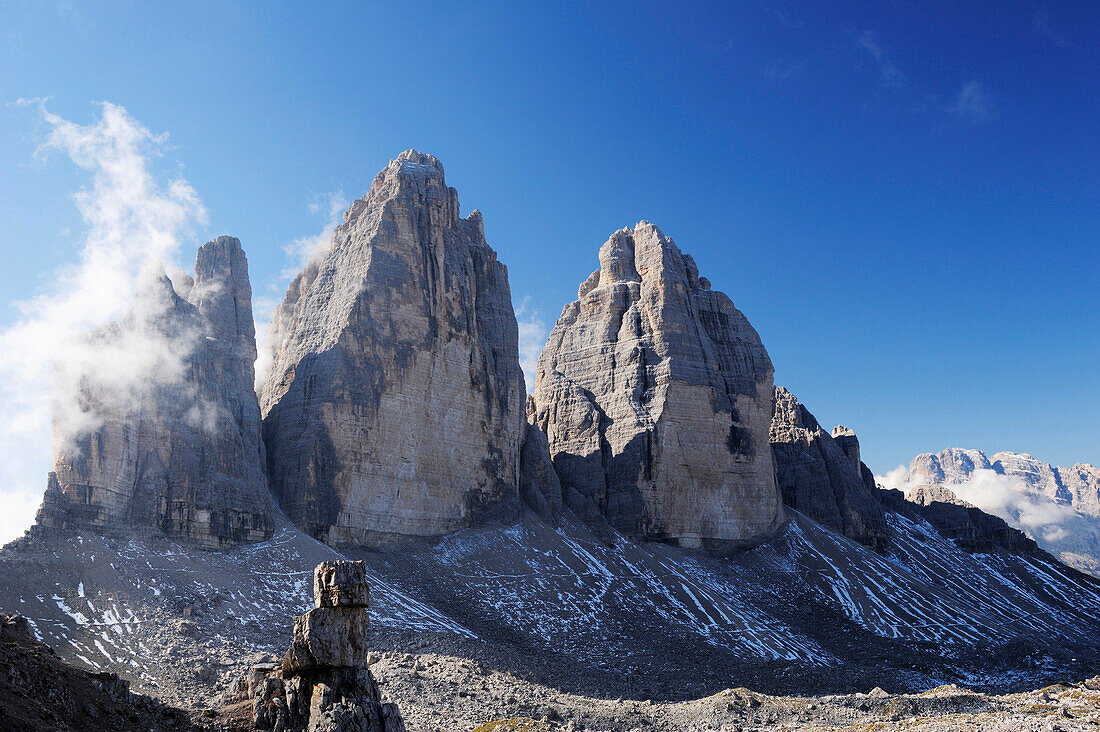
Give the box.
[261,151,526,547]
[36,236,273,548]
[770,387,888,550]
[0,612,194,731]
[249,561,405,732]
[529,222,784,550]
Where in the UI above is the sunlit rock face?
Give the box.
[37,236,273,547]
[769,387,889,551]
[260,151,526,547]
[529,222,784,551]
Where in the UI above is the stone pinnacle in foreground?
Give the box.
[250,560,405,732]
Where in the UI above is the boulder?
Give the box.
[315,560,370,608]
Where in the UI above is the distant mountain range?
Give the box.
[891,448,1100,577]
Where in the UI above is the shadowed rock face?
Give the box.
[880,485,1041,555]
[36,236,273,547]
[529,222,784,550]
[770,387,889,551]
[260,151,526,547]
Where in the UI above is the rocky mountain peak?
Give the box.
[530,222,783,551]
[190,235,256,358]
[261,151,525,547]
[770,387,888,551]
[36,236,273,547]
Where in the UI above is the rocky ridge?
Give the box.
[529,222,784,551]
[36,236,273,548]
[260,151,527,547]
[769,387,888,551]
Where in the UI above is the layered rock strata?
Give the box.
[251,560,405,732]
[770,387,888,550]
[908,449,1100,519]
[261,151,526,546]
[36,236,273,547]
[529,222,784,550]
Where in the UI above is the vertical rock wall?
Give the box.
[529,222,784,550]
[260,151,526,547]
[37,236,273,547]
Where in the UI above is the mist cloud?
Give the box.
[253,191,349,390]
[514,298,548,393]
[877,464,1078,545]
[0,101,206,544]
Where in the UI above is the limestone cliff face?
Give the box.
[529,222,784,550]
[37,236,273,547]
[770,387,888,551]
[260,151,526,547]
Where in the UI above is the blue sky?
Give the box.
[0,0,1097,507]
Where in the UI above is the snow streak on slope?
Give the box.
[423,522,830,664]
[0,520,472,698]
[4,509,1100,703]
[766,512,1100,646]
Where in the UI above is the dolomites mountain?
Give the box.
[36,236,273,548]
[769,387,888,551]
[900,448,1100,576]
[260,151,527,547]
[529,222,784,550]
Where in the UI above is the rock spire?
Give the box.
[529,222,784,550]
[36,236,273,547]
[260,151,526,546]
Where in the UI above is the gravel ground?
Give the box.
[339,650,1100,732]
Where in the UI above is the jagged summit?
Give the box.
[770,386,888,551]
[261,151,526,547]
[900,447,1100,576]
[36,235,273,547]
[530,221,783,550]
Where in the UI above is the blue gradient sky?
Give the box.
[1,1,1097,475]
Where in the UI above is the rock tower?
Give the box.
[529,222,784,550]
[36,236,273,547]
[260,151,526,547]
[769,387,888,550]
[251,560,405,732]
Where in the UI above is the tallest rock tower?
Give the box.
[261,151,525,546]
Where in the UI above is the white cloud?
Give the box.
[874,465,909,492]
[950,80,997,123]
[946,468,1077,541]
[514,297,548,393]
[253,191,348,390]
[880,464,1078,547]
[856,31,904,88]
[0,101,206,545]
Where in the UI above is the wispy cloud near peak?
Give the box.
[950,80,997,123]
